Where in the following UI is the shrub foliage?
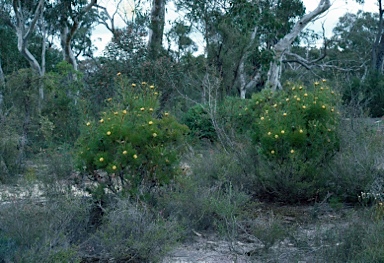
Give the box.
[76,77,189,196]
[250,82,341,202]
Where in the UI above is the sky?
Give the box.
[303,0,377,37]
[91,0,379,56]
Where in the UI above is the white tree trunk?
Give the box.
[238,26,259,99]
[60,25,78,71]
[59,0,97,70]
[13,0,44,78]
[266,0,331,91]
[13,0,45,108]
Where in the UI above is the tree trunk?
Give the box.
[266,0,331,91]
[373,0,384,72]
[13,0,45,109]
[60,25,78,71]
[13,0,44,78]
[148,0,166,57]
[237,26,259,98]
[0,57,4,87]
[58,0,97,70]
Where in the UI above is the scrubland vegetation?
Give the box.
[2,72,384,262]
[2,0,384,262]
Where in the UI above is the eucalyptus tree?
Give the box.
[44,0,98,70]
[265,0,331,90]
[0,0,46,78]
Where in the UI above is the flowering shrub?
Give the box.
[251,81,341,202]
[76,77,189,197]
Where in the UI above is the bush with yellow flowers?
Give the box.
[76,77,189,197]
[251,81,341,203]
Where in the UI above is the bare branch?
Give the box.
[23,0,44,42]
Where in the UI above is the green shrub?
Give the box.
[319,211,384,262]
[326,118,384,203]
[82,198,182,262]
[0,195,91,263]
[182,97,253,143]
[41,61,84,145]
[182,104,216,141]
[158,147,251,233]
[342,72,384,118]
[218,96,253,135]
[0,116,23,179]
[76,78,189,198]
[250,82,341,203]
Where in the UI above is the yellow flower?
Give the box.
[273,104,277,107]
[322,79,326,82]
[331,91,335,95]
[99,157,104,162]
[152,133,157,137]
[148,121,153,125]
[290,149,295,154]
[331,108,334,112]
[296,97,301,101]
[99,119,104,123]
[271,150,275,154]
[299,86,303,90]
[281,130,285,134]
[142,82,147,85]
[164,112,169,117]
[122,110,127,114]
[299,129,303,133]
[274,134,279,139]
[133,154,138,159]
[86,122,91,126]
[322,105,326,109]
[112,165,117,170]
[302,105,306,109]
[114,111,118,115]
[150,85,155,89]
[140,107,145,111]
[320,87,324,91]
[314,81,319,86]
[267,132,272,136]
[260,117,265,120]
[328,129,332,132]
[107,98,112,102]
[286,98,289,102]
[132,83,136,87]
[304,93,308,97]
[123,150,128,155]
[283,113,287,116]
[149,108,154,112]
[292,87,296,91]
[107,131,111,136]
[154,92,158,95]
[116,72,121,76]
